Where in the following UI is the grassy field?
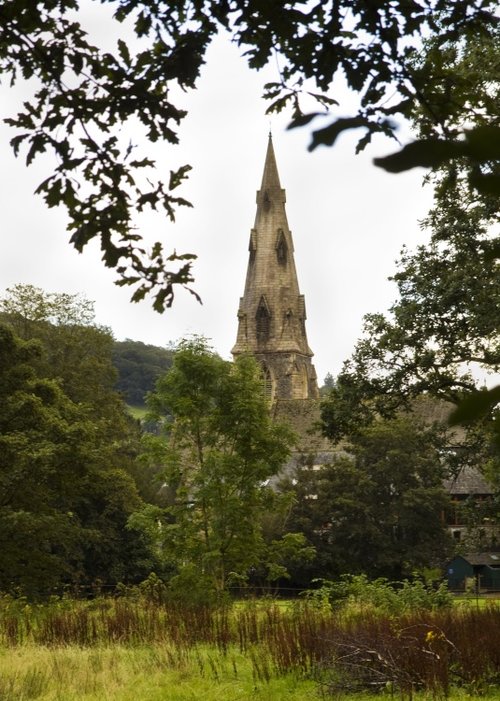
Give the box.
[126,405,148,420]
[1,596,499,700]
[2,643,500,701]
[0,644,316,701]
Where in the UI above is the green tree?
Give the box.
[321,159,500,455]
[0,284,135,433]
[0,325,83,595]
[317,372,335,397]
[1,1,496,307]
[0,324,150,595]
[0,288,157,596]
[0,283,95,336]
[2,285,149,503]
[321,196,500,442]
[321,21,499,444]
[0,326,154,597]
[284,417,451,581]
[139,339,295,593]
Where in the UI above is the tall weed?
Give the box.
[0,587,498,698]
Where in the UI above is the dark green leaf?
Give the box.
[469,173,500,196]
[308,117,368,151]
[117,39,130,66]
[449,387,500,425]
[373,139,466,173]
[287,112,322,130]
[465,126,500,161]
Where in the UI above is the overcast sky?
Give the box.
[0,24,435,384]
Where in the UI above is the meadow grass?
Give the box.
[0,644,500,701]
[2,643,500,701]
[0,643,315,701]
[1,595,499,700]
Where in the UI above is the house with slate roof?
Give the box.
[443,467,498,548]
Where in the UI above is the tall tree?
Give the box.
[321,22,500,446]
[0,325,79,595]
[139,339,295,593]
[0,285,168,505]
[0,287,158,596]
[1,1,496,307]
[0,323,152,595]
[284,417,451,582]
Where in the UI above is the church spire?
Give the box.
[232,137,319,401]
[259,133,282,193]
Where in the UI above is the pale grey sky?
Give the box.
[0,29,434,384]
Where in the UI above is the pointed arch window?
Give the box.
[275,228,288,265]
[256,295,271,340]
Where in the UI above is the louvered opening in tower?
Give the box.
[261,363,274,401]
[276,228,288,265]
[256,296,271,340]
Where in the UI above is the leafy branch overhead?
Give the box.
[320,159,500,450]
[316,16,500,445]
[374,126,500,196]
[1,1,200,311]
[1,1,497,308]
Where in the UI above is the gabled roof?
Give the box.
[443,466,494,496]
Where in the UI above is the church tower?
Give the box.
[232,136,319,401]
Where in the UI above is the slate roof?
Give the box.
[458,552,500,567]
[443,466,494,496]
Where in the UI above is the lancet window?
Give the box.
[256,296,271,340]
[275,228,288,265]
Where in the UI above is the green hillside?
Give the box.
[112,339,174,406]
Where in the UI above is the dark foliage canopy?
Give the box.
[284,417,451,582]
[0,286,155,596]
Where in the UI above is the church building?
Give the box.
[232,135,331,458]
[232,134,319,403]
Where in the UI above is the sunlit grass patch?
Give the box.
[0,644,315,701]
[127,404,148,420]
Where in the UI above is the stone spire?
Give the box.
[232,136,319,401]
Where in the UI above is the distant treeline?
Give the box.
[112,340,336,407]
[112,339,174,406]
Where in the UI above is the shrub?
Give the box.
[303,574,453,615]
